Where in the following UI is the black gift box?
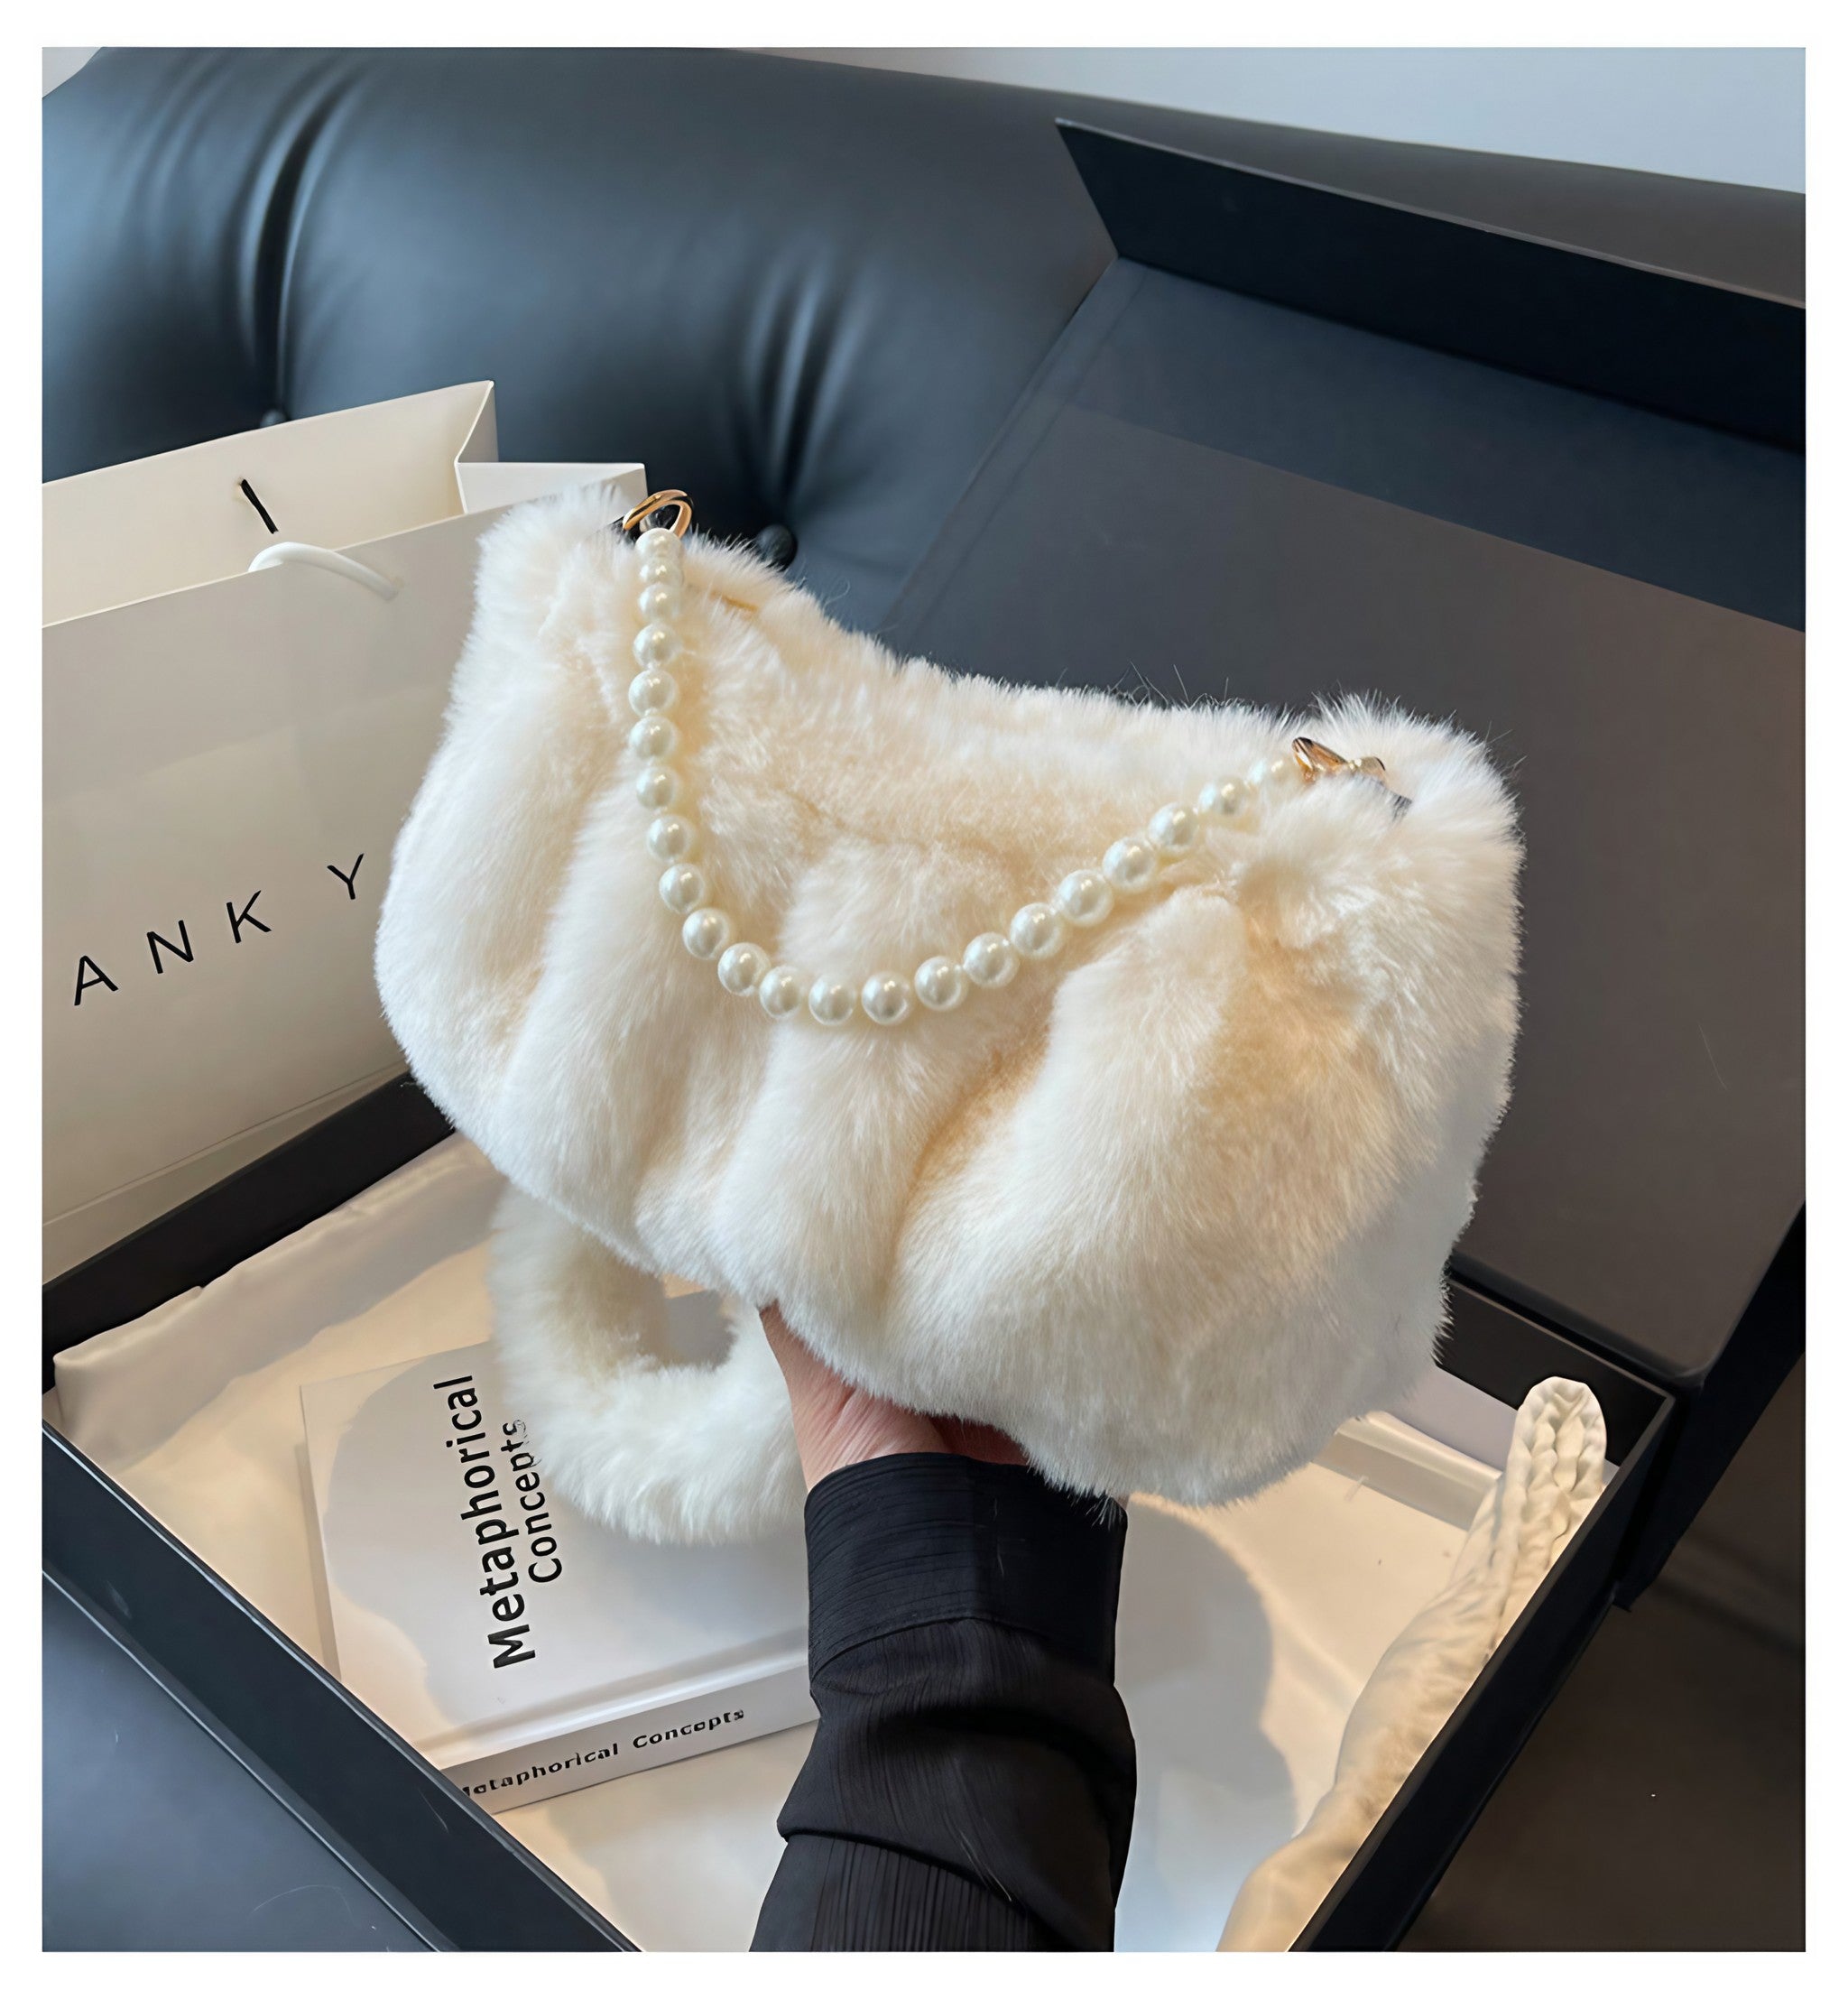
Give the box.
[44,1078,1673,1949]
[43,128,1798,1949]
[890,125,1804,1606]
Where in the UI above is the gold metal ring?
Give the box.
[619,489,694,539]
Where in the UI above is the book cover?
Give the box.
[301,1329,814,1812]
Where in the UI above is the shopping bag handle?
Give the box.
[247,541,400,601]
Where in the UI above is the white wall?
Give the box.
[42,48,97,95]
[780,49,1805,192]
[47,46,1806,190]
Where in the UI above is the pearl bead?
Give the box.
[635,526,680,561]
[1103,836,1160,893]
[637,581,683,624]
[914,956,968,1012]
[1010,902,1067,960]
[627,667,678,715]
[807,976,855,1027]
[659,864,707,914]
[860,971,913,1026]
[633,623,681,670]
[645,813,698,863]
[1148,802,1202,857]
[1197,777,1248,819]
[629,715,679,761]
[963,932,1019,987]
[634,763,681,811]
[1055,869,1114,927]
[717,941,769,995]
[757,966,806,1019]
[638,551,679,588]
[1250,753,1303,791]
[681,906,733,959]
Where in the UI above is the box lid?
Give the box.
[884,129,1801,1574]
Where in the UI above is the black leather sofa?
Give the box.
[44,47,1802,626]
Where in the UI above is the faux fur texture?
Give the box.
[376,487,1521,1543]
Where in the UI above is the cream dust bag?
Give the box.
[377,489,1521,1541]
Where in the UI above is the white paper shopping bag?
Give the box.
[43,384,644,1274]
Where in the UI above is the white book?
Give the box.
[301,1333,815,1812]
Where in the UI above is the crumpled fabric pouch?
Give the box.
[1220,1375,1609,1949]
[376,488,1521,1542]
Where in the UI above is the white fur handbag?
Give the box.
[376,489,1521,1543]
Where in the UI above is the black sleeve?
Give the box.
[751,1452,1135,1952]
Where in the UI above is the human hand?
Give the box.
[761,1302,1027,1490]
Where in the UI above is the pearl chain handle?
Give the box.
[623,518,1368,1029]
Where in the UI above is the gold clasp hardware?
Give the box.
[619,489,694,538]
[1293,736,1387,784]
[1292,737,1409,810]
[613,489,761,615]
